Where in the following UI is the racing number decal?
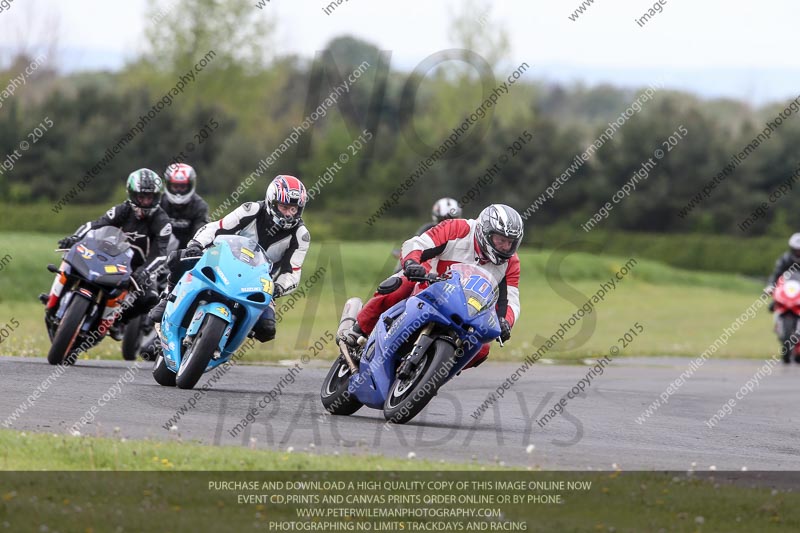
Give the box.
[260,278,274,295]
[464,275,492,299]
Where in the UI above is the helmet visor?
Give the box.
[490,233,519,256]
[168,181,191,195]
[276,202,299,217]
[135,192,157,207]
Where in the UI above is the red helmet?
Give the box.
[265,175,307,229]
[163,163,197,205]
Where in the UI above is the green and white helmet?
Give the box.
[126,168,164,219]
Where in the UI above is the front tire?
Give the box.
[121,315,141,361]
[47,294,91,366]
[320,355,362,415]
[153,354,177,387]
[779,313,798,363]
[383,339,455,424]
[175,314,227,390]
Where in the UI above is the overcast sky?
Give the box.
[3,0,799,104]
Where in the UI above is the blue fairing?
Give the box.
[349,267,502,409]
[160,236,273,373]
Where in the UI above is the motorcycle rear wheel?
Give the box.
[320,355,363,415]
[121,315,141,361]
[153,354,177,387]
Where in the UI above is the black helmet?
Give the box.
[126,168,164,219]
[475,204,524,264]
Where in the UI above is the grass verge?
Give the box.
[0,431,798,531]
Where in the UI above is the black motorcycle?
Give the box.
[45,227,141,365]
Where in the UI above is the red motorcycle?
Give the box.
[773,272,800,362]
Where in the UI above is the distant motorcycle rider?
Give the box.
[149,175,310,344]
[418,197,463,235]
[43,169,172,338]
[344,204,523,369]
[766,233,800,291]
[160,163,209,249]
[393,198,463,272]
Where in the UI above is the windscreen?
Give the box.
[85,226,131,256]
[449,264,499,316]
[214,235,270,266]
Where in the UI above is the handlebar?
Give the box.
[405,272,447,284]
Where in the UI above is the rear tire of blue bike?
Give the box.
[320,355,362,415]
[153,354,177,387]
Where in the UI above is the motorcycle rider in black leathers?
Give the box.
[160,163,209,249]
[43,169,172,339]
[149,175,310,344]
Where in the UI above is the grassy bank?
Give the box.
[0,430,798,531]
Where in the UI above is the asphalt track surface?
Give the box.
[1,355,798,470]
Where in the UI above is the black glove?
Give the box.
[182,241,204,259]
[132,267,150,289]
[58,235,79,249]
[403,259,427,279]
[769,301,776,312]
[498,317,511,342]
[273,284,284,299]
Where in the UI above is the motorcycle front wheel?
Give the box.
[383,338,455,424]
[175,314,227,389]
[47,294,90,366]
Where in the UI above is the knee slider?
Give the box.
[377,276,403,295]
[253,318,276,342]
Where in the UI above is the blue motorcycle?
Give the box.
[153,235,274,389]
[320,264,503,424]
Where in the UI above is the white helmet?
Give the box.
[789,233,800,258]
[163,163,197,205]
[432,197,462,222]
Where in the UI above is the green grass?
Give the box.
[0,232,780,361]
[0,429,459,470]
[0,430,799,531]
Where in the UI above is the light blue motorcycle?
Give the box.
[153,235,274,389]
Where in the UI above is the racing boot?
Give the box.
[340,322,366,349]
[148,284,173,325]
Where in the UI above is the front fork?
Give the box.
[396,324,435,380]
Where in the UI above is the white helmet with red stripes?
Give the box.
[265,175,307,229]
[163,163,197,205]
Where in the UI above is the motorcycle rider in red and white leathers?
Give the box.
[392,197,463,273]
[343,204,523,368]
[149,175,310,343]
